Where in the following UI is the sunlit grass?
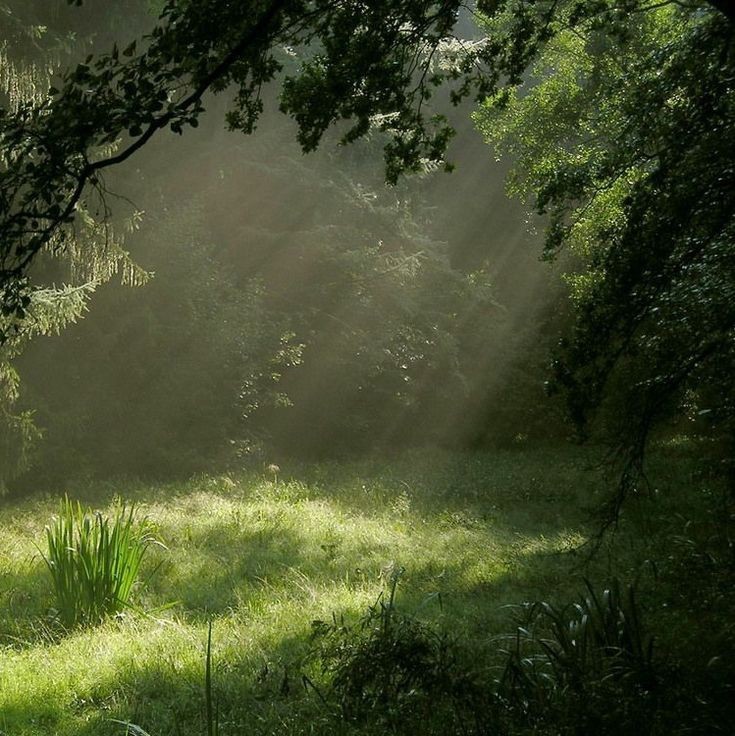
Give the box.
[0,446,706,735]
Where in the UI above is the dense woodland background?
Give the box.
[2,1,567,487]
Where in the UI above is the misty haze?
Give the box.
[0,2,732,734]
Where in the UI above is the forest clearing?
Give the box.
[1,0,733,733]
[1,444,731,734]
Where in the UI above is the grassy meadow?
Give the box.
[0,444,729,735]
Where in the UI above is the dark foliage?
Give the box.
[307,571,490,735]
[475,1,735,515]
[498,580,657,734]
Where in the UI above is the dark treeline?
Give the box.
[1,0,731,500]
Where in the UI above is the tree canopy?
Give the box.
[0,0,733,500]
[475,0,735,514]
[0,0,460,329]
[4,0,729,329]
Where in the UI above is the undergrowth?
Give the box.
[306,567,487,734]
[497,580,657,734]
[0,446,731,735]
[42,495,160,627]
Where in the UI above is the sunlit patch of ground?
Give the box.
[0,446,706,735]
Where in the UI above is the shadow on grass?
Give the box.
[0,552,59,649]
[0,535,607,736]
[139,508,590,628]
[1,445,682,735]
[9,634,331,736]
[143,522,318,617]
[0,445,720,735]
[1,447,600,653]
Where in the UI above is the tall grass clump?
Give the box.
[499,579,658,734]
[42,495,159,627]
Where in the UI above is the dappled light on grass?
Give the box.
[0,447,702,735]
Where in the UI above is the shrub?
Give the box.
[498,579,658,734]
[307,570,487,734]
[42,496,159,627]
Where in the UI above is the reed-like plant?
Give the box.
[43,496,159,627]
[502,578,654,690]
[498,578,657,733]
